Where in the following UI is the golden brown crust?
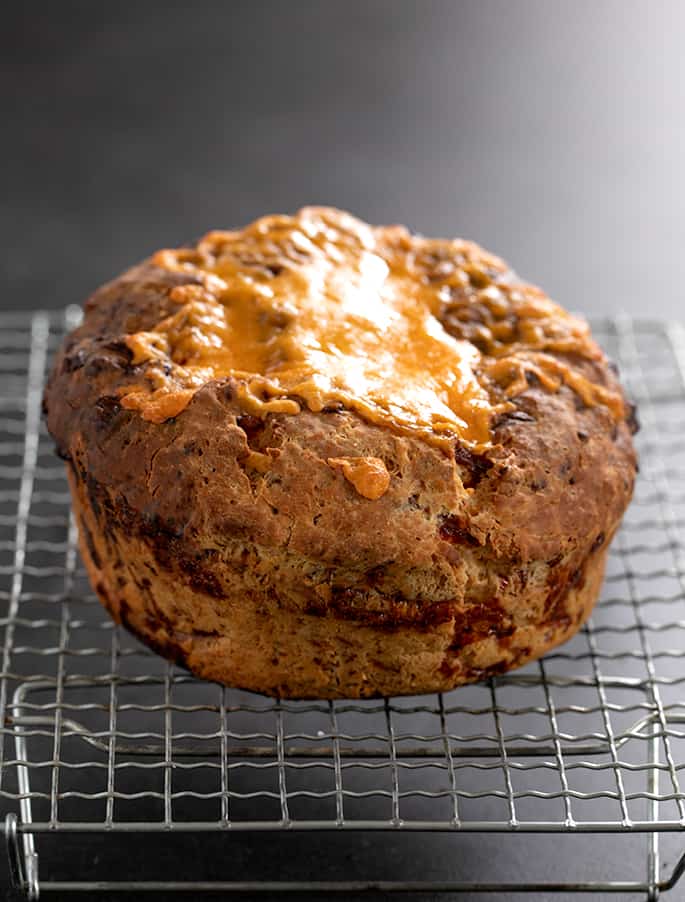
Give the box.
[69,467,610,698]
[44,209,638,698]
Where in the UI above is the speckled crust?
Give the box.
[44,224,638,698]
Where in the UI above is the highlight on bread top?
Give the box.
[44,207,638,698]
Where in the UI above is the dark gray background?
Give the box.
[2,0,683,320]
[2,2,685,900]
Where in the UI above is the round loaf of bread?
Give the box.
[44,208,637,698]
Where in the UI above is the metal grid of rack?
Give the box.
[1,310,685,898]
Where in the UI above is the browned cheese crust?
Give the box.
[44,208,638,698]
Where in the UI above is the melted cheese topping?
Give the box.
[119,207,624,449]
[327,456,391,500]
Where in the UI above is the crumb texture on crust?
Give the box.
[43,208,639,698]
[70,466,610,699]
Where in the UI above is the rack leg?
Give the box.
[647,721,660,901]
[647,832,659,902]
[647,714,685,900]
[660,845,685,896]
[4,813,39,900]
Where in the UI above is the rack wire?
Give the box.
[1,310,685,898]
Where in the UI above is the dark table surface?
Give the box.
[2,0,684,321]
[2,2,685,900]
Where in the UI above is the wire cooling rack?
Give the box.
[1,311,685,899]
